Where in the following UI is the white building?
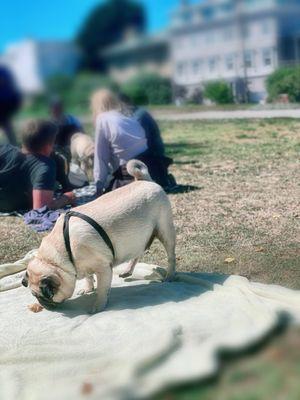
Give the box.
[0,39,80,95]
[170,0,300,102]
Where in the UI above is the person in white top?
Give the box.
[91,89,148,194]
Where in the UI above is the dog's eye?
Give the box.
[22,272,29,287]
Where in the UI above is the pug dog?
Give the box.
[71,133,95,181]
[22,160,176,313]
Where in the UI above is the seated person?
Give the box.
[50,97,83,149]
[0,65,22,146]
[91,89,148,194]
[0,119,75,212]
[119,93,166,157]
[119,93,176,190]
[50,98,84,190]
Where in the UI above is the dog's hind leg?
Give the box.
[157,217,176,282]
[119,258,138,278]
[91,266,113,314]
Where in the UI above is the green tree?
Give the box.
[69,73,119,108]
[204,81,234,104]
[266,66,300,102]
[46,74,74,101]
[122,73,172,105]
[77,0,146,70]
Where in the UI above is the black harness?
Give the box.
[63,211,115,272]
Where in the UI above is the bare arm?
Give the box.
[32,190,75,210]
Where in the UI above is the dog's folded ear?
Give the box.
[22,272,28,287]
[40,275,60,300]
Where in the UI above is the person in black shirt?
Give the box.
[50,97,83,148]
[49,98,84,190]
[0,120,75,212]
[0,66,22,146]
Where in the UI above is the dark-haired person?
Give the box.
[119,93,165,157]
[49,97,84,188]
[119,93,176,190]
[0,65,22,146]
[50,97,83,148]
[0,120,75,212]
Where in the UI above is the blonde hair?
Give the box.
[90,89,120,120]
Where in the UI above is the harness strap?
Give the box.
[63,211,115,270]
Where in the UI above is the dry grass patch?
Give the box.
[142,119,300,289]
[0,118,299,400]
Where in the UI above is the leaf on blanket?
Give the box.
[28,304,44,313]
[224,257,235,264]
[81,382,94,395]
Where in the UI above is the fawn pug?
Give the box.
[23,160,176,313]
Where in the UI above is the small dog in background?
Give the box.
[71,133,95,181]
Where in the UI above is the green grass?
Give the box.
[146,119,300,400]
[1,118,300,399]
[18,103,255,120]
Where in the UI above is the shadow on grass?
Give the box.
[153,313,290,400]
[166,141,211,159]
[166,184,202,195]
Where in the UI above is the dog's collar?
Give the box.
[63,211,115,276]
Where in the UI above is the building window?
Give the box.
[191,34,198,47]
[224,27,233,41]
[208,57,217,72]
[262,20,271,35]
[221,2,234,14]
[176,62,185,76]
[225,54,235,71]
[182,11,192,23]
[263,49,272,66]
[192,59,202,75]
[244,50,253,68]
[242,24,250,39]
[202,6,214,20]
[206,31,215,44]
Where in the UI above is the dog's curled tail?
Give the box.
[127,160,152,181]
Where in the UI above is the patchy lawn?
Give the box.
[143,119,300,290]
[1,118,299,399]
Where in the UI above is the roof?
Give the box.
[102,31,169,58]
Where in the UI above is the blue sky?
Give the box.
[0,0,196,53]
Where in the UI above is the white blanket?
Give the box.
[0,254,299,400]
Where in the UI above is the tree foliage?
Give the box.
[69,73,119,106]
[204,81,234,104]
[46,74,74,101]
[266,66,300,102]
[121,73,172,105]
[45,73,118,109]
[77,0,146,70]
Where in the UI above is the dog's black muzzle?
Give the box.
[33,293,60,309]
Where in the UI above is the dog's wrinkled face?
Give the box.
[23,257,75,308]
